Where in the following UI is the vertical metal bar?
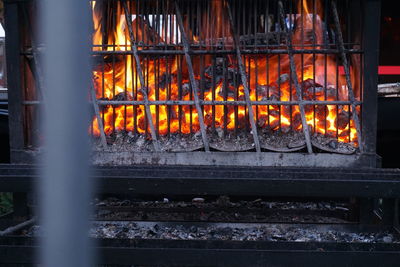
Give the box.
[90,84,107,148]
[21,7,45,101]
[360,0,381,154]
[331,1,363,152]
[4,1,25,160]
[278,1,313,153]
[111,1,116,134]
[122,0,160,151]
[40,0,92,266]
[226,2,261,153]
[175,1,210,152]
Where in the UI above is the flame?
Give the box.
[91,0,358,145]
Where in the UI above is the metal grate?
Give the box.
[5,0,381,166]
[86,0,364,154]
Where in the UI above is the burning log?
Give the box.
[336,110,351,130]
[181,82,192,96]
[300,79,336,100]
[158,73,177,89]
[315,105,328,121]
[278,73,290,84]
[256,85,279,99]
[292,112,302,130]
[257,115,268,128]
[218,85,236,99]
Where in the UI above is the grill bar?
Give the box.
[122,0,160,151]
[21,7,45,101]
[331,1,363,151]
[22,100,363,106]
[227,1,261,153]
[278,1,313,154]
[89,84,107,148]
[175,1,210,152]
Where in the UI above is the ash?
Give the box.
[86,222,398,243]
[259,129,306,152]
[92,128,357,154]
[26,222,398,244]
[92,131,204,152]
[209,129,255,151]
[312,133,357,155]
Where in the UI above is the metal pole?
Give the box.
[40,0,93,266]
[4,1,24,160]
[361,0,381,154]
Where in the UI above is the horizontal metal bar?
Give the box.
[91,43,362,49]
[22,49,363,57]
[1,164,400,198]
[88,49,363,56]
[23,100,363,106]
[1,236,400,266]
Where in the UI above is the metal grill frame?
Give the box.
[4,0,381,167]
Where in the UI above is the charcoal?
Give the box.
[338,130,350,138]
[316,119,328,130]
[227,67,242,86]
[336,110,351,130]
[204,114,213,125]
[137,117,146,131]
[292,113,302,130]
[278,73,290,84]
[181,83,191,96]
[112,92,131,101]
[257,85,279,99]
[328,140,338,149]
[218,86,236,99]
[169,109,179,120]
[269,109,280,117]
[281,125,291,133]
[269,119,280,130]
[315,105,328,121]
[257,115,268,127]
[205,64,223,78]
[326,87,338,100]
[304,105,313,114]
[300,79,325,100]
[326,130,337,138]
[158,73,176,89]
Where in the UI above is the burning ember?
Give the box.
[90,0,360,151]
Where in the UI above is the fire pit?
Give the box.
[4,0,381,167]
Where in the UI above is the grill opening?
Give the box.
[9,0,380,167]
[88,0,362,154]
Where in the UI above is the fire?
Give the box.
[91,0,359,145]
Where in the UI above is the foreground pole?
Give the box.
[40,0,93,266]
